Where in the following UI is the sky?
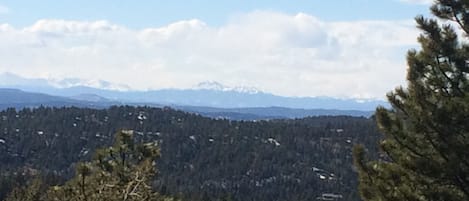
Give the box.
[0,0,435,99]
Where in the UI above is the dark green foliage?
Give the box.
[2,130,174,201]
[354,1,469,200]
[4,177,47,201]
[45,130,172,201]
[0,106,381,201]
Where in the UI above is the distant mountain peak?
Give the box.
[195,81,226,91]
[0,72,131,91]
[49,78,132,91]
[231,86,261,94]
[194,81,261,94]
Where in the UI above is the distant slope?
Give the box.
[177,106,374,119]
[0,72,387,111]
[0,88,374,119]
[0,88,113,110]
[0,88,74,104]
[69,93,113,102]
[24,86,386,111]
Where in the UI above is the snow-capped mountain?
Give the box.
[0,72,131,91]
[0,72,388,111]
[48,78,131,91]
[195,81,226,91]
[0,88,375,118]
[195,81,261,94]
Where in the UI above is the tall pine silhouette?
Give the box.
[354,1,469,200]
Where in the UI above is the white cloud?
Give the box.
[26,19,122,33]
[0,11,421,99]
[0,5,9,14]
[399,0,433,5]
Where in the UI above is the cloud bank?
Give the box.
[0,11,420,99]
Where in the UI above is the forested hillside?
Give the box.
[0,106,381,201]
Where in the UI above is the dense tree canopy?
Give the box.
[0,106,381,201]
[354,1,469,200]
[3,130,175,201]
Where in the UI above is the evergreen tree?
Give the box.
[0,105,380,201]
[3,130,175,201]
[46,130,174,201]
[4,178,46,201]
[354,1,469,200]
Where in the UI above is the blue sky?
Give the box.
[1,0,430,28]
[0,0,434,99]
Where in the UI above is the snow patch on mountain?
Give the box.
[195,81,261,94]
[0,72,131,91]
[48,78,131,91]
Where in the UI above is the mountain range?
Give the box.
[0,72,387,119]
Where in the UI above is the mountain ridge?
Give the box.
[0,88,374,119]
[0,72,388,111]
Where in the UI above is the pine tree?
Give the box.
[354,1,469,200]
[4,178,47,201]
[46,130,175,201]
[4,130,176,201]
